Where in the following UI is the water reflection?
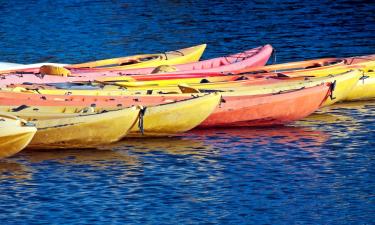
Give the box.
[0,160,32,180]
[321,100,375,111]
[112,137,214,156]
[189,126,328,150]
[298,101,375,133]
[19,148,139,168]
[107,126,329,159]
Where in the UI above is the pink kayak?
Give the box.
[70,44,273,75]
[0,45,272,87]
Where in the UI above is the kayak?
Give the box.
[4,69,360,106]
[28,107,140,149]
[0,45,273,86]
[67,44,207,70]
[0,84,331,127]
[199,84,331,127]
[70,44,274,74]
[0,63,68,74]
[0,114,36,158]
[0,44,206,74]
[0,62,24,70]
[1,94,221,136]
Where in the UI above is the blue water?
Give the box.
[1,0,375,224]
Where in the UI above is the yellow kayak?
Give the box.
[67,44,207,70]
[0,94,221,137]
[110,75,235,87]
[0,114,37,158]
[28,107,140,149]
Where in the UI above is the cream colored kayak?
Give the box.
[28,107,140,149]
[0,94,221,137]
[0,63,67,73]
[0,114,37,158]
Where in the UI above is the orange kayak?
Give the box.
[199,84,330,127]
[0,84,330,127]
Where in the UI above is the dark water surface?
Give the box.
[1,0,375,224]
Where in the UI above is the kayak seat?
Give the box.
[11,105,29,112]
[305,63,322,69]
[277,73,289,77]
[235,76,249,81]
[200,79,210,83]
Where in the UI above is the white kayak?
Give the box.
[0,62,67,71]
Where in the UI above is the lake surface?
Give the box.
[0,0,374,224]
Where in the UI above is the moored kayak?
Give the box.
[199,84,331,127]
[1,94,221,137]
[0,114,36,158]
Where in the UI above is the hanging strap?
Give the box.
[138,107,147,135]
[329,80,337,100]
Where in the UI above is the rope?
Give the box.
[163,52,168,60]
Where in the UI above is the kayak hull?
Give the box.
[29,107,140,149]
[0,115,37,158]
[129,94,220,136]
[199,84,330,127]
